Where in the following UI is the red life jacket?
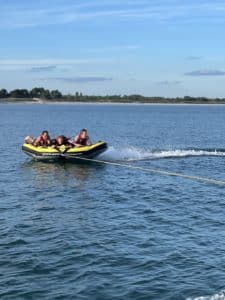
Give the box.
[39,135,49,146]
[76,133,88,145]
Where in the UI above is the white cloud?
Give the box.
[1,1,225,28]
[0,58,107,71]
[84,45,141,53]
[0,58,99,65]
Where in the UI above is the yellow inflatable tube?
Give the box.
[22,141,107,161]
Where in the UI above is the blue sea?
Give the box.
[1,103,225,299]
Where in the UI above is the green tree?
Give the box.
[30,87,46,98]
[0,89,8,98]
[75,92,79,100]
[9,89,30,98]
[30,87,52,99]
[42,89,51,99]
[51,90,62,99]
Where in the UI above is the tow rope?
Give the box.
[74,156,225,186]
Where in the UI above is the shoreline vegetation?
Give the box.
[1,87,225,104]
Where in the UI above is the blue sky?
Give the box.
[1,0,225,97]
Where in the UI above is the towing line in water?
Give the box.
[73,156,225,187]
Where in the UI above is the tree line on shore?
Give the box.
[1,87,225,103]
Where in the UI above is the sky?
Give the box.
[1,0,225,97]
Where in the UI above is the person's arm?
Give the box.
[73,135,83,147]
[33,136,41,146]
[74,143,82,147]
[65,138,73,148]
[74,135,79,143]
[51,139,56,148]
[86,136,92,146]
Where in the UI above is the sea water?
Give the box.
[1,103,225,299]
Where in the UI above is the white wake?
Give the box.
[99,146,225,161]
[187,289,225,300]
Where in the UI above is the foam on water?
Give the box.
[187,290,225,300]
[99,146,225,162]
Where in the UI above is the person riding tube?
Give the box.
[51,135,73,152]
[33,130,51,147]
[70,129,92,147]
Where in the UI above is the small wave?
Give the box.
[99,146,152,161]
[187,289,225,300]
[99,146,225,162]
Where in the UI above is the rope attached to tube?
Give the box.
[74,156,225,186]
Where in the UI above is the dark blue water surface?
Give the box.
[1,103,225,300]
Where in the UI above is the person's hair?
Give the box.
[57,135,64,140]
[41,130,49,137]
[24,136,34,144]
[81,129,87,133]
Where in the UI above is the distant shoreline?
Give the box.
[2,97,225,105]
[2,88,225,104]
